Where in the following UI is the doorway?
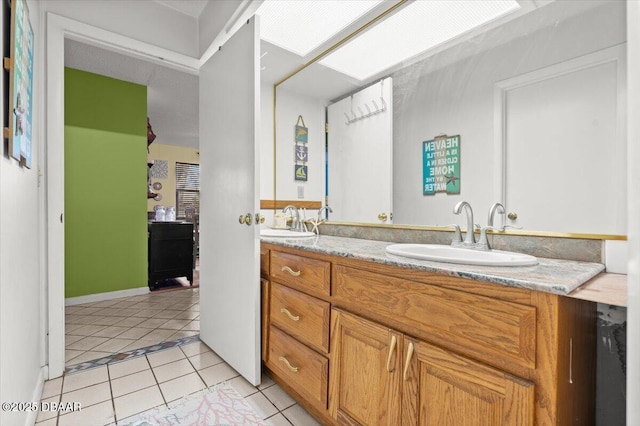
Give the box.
[46,14,201,377]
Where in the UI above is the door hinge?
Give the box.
[325,122,329,133]
[38,167,42,188]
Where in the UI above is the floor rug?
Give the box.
[118,384,266,426]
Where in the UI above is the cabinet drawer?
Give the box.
[270,251,330,298]
[333,264,536,371]
[270,283,330,353]
[267,326,329,409]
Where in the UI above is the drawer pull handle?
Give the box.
[386,335,397,372]
[281,266,301,276]
[280,308,300,321]
[278,356,299,373]
[403,342,414,381]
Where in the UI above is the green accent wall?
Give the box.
[64,67,148,298]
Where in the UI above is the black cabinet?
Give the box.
[148,222,194,289]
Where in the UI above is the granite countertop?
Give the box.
[260,234,605,296]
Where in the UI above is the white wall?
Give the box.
[260,83,274,200]
[0,1,45,424]
[274,87,325,205]
[40,0,198,57]
[392,1,626,228]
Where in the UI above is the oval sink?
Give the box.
[260,228,316,239]
[386,244,538,267]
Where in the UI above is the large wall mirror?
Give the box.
[269,0,627,237]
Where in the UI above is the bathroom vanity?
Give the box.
[260,235,603,425]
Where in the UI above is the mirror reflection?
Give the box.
[271,0,627,236]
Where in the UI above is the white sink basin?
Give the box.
[260,228,316,239]
[386,244,538,267]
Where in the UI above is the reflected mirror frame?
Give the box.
[270,0,627,242]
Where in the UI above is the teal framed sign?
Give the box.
[423,134,460,195]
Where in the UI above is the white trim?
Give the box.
[52,14,200,75]
[493,44,626,222]
[25,366,47,426]
[45,12,199,379]
[65,287,149,306]
[627,1,640,423]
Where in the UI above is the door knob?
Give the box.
[507,212,518,221]
[255,213,265,224]
[378,213,388,222]
[238,213,253,225]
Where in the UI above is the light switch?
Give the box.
[297,186,304,199]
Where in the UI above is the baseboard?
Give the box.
[65,287,149,306]
[24,366,47,426]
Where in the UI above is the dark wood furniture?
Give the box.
[148,221,194,289]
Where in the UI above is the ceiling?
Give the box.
[153,0,208,17]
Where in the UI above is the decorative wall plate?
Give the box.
[154,193,163,201]
[152,181,162,190]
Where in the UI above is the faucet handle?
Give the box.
[477,226,499,250]
[446,224,463,245]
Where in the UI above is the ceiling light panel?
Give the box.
[319,0,520,80]
[256,0,384,57]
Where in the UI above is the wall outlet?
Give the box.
[297,186,304,199]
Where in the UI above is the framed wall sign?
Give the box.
[295,115,308,143]
[294,164,308,181]
[423,134,460,195]
[295,145,308,162]
[7,0,34,168]
[294,115,308,181]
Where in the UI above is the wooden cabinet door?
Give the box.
[402,337,534,426]
[329,309,402,425]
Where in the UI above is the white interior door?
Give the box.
[327,78,393,223]
[504,51,625,234]
[199,18,261,385]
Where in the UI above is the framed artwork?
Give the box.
[295,145,308,162]
[295,115,308,143]
[7,0,34,168]
[294,164,308,181]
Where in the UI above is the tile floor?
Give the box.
[36,340,320,426]
[53,287,319,425]
[65,289,201,367]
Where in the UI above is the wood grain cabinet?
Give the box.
[401,336,534,426]
[260,243,596,426]
[329,309,403,425]
[330,309,534,426]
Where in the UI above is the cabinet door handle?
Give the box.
[278,356,299,372]
[280,308,300,321]
[403,342,414,381]
[386,335,397,372]
[281,266,301,276]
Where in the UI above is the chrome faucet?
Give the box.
[283,205,305,232]
[453,201,475,245]
[307,205,333,235]
[488,202,505,230]
[317,205,332,222]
